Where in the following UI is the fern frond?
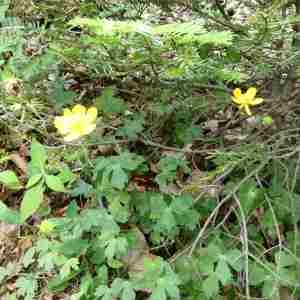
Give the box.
[69,17,152,35]
[154,21,206,35]
[69,17,233,46]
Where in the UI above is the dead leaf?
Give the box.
[0,222,18,238]
[128,253,159,293]
[280,287,295,300]
[9,153,27,175]
[204,120,219,132]
[121,227,149,268]
[120,227,162,293]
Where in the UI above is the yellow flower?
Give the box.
[54,104,98,142]
[232,87,264,116]
[39,220,55,234]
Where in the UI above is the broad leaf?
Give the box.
[215,258,232,285]
[0,170,22,190]
[203,273,219,298]
[45,175,65,192]
[22,247,36,268]
[0,201,21,224]
[110,165,128,190]
[26,174,43,189]
[58,239,89,257]
[96,87,126,115]
[238,180,263,216]
[16,275,38,299]
[60,258,80,279]
[20,182,44,222]
[29,139,47,175]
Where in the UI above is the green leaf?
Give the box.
[203,273,219,298]
[249,263,269,286]
[238,180,263,216]
[275,251,295,268]
[107,192,130,223]
[45,175,65,192]
[29,139,47,174]
[58,166,76,184]
[20,182,44,222]
[38,252,56,272]
[70,180,93,197]
[96,87,126,115]
[95,285,114,300]
[149,287,167,300]
[48,270,81,292]
[215,258,232,285]
[26,174,43,189]
[0,266,9,283]
[262,280,279,299]
[6,294,17,300]
[155,155,190,189]
[22,247,36,268]
[110,165,128,190]
[175,124,202,146]
[120,282,136,300]
[51,77,77,107]
[60,258,80,279]
[116,113,145,140]
[118,152,146,171]
[198,244,221,275]
[104,237,128,261]
[58,239,89,257]
[66,201,78,218]
[0,170,22,190]
[16,275,37,299]
[0,201,21,224]
[224,249,243,272]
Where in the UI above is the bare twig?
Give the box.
[189,162,268,256]
[233,193,250,300]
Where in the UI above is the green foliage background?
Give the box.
[1,0,300,299]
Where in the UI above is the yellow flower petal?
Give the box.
[232,96,243,105]
[55,104,97,141]
[54,117,71,135]
[63,108,72,116]
[71,121,87,136]
[244,105,252,116]
[233,88,242,98]
[250,97,264,105]
[245,87,257,100]
[64,132,82,142]
[72,104,86,114]
[82,123,96,135]
[86,107,98,122]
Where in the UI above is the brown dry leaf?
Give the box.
[128,252,160,294]
[149,161,159,173]
[9,153,27,175]
[2,78,23,96]
[224,128,248,141]
[204,120,219,132]
[17,238,32,253]
[41,293,54,300]
[0,222,18,238]
[280,287,295,300]
[121,227,149,268]
[0,223,19,263]
[120,227,161,293]
[160,183,181,195]
[6,281,17,292]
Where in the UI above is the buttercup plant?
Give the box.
[232,87,264,116]
[54,104,98,142]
